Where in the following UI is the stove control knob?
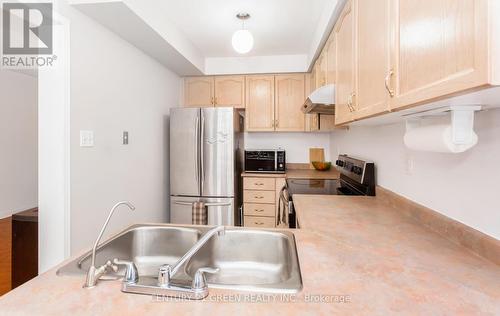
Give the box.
[354,167,363,175]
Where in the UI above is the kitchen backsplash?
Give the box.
[244,132,331,163]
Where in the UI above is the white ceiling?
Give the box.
[151,0,331,58]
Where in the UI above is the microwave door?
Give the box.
[170,108,201,197]
[201,108,235,197]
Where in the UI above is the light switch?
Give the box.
[80,130,94,147]
[123,131,129,145]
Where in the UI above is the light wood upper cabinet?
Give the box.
[245,75,275,132]
[354,0,391,119]
[334,0,355,125]
[214,76,245,108]
[390,0,489,110]
[275,74,306,132]
[325,34,336,85]
[184,77,214,107]
[315,53,328,88]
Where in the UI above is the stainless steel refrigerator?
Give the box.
[169,107,244,226]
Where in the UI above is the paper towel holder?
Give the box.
[404,105,482,147]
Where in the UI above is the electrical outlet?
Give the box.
[80,130,94,147]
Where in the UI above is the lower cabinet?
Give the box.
[0,217,12,295]
[243,177,285,228]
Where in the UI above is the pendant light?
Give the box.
[232,13,254,54]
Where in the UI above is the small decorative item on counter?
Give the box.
[311,161,332,171]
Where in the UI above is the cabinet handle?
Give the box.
[254,222,264,225]
[214,97,218,105]
[385,70,395,97]
[254,183,264,186]
[275,120,279,127]
[254,209,264,212]
[347,93,355,112]
[254,196,264,199]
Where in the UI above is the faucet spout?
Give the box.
[84,201,136,288]
[169,225,225,278]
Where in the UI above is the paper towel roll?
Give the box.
[403,124,478,153]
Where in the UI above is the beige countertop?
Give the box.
[241,168,340,180]
[0,195,499,315]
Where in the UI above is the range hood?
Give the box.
[301,84,335,115]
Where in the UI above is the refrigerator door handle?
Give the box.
[194,115,200,183]
[174,201,195,206]
[200,114,205,190]
[173,201,231,207]
[205,203,231,207]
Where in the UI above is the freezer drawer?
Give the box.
[170,196,235,226]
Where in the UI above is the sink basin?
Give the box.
[57,224,302,293]
[57,225,202,279]
[186,229,302,293]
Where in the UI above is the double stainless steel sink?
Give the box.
[57,224,303,294]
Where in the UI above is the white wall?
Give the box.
[330,109,500,240]
[0,70,38,219]
[205,55,309,75]
[55,2,181,254]
[245,132,331,163]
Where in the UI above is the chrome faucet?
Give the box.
[120,225,225,299]
[161,225,225,283]
[83,201,136,288]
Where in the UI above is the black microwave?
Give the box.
[244,150,286,173]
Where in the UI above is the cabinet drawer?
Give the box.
[244,203,275,217]
[244,216,276,228]
[244,190,275,204]
[243,177,276,191]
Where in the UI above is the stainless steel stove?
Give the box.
[278,155,376,228]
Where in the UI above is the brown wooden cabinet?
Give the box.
[325,34,336,85]
[354,0,391,119]
[243,177,278,228]
[184,75,246,108]
[245,75,276,132]
[12,209,38,289]
[390,0,489,110]
[312,0,497,126]
[0,217,12,295]
[183,76,214,107]
[214,76,245,108]
[334,0,356,125]
[275,74,306,132]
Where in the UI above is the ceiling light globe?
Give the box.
[232,29,254,54]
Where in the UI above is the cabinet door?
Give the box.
[184,77,214,107]
[214,76,245,108]
[390,0,488,110]
[304,73,320,132]
[245,75,275,132]
[334,0,355,125]
[315,54,327,87]
[325,33,336,85]
[275,74,306,132]
[354,0,391,119]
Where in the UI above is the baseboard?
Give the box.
[377,186,500,266]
